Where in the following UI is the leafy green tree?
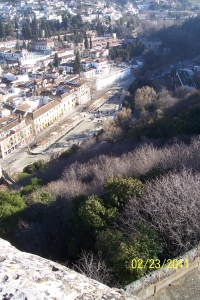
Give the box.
[0,190,25,234]
[66,195,96,259]
[79,195,118,229]
[72,13,83,27]
[5,22,14,37]
[96,225,163,285]
[25,190,55,206]
[23,163,36,174]
[62,15,69,30]
[84,31,89,49]
[103,175,143,209]
[111,226,162,284]
[95,229,123,261]
[48,61,53,70]
[73,51,82,74]
[0,19,5,39]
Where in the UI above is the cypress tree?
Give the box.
[22,22,32,39]
[44,28,47,38]
[14,18,19,29]
[0,19,5,39]
[58,32,61,42]
[89,37,92,49]
[16,29,19,40]
[54,52,59,67]
[31,16,38,38]
[27,41,30,51]
[46,24,50,37]
[16,41,19,50]
[84,32,89,49]
[73,51,81,74]
[22,40,26,49]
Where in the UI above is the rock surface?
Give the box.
[0,238,137,300]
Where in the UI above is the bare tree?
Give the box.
[101,121,123,141]
[134,86,157,111]
[44,136,200,203]
[174,86,191,99]
[115,107,132,128]
[72,250,117,287]
[119,169,200,256]
[156,88,178,110]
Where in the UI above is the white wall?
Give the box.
[96,68,131,90]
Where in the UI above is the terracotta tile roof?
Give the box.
[31,100,60,120]
[1,118,20,132]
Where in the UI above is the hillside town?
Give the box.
[1,2,200,299]
[0,0,199,168]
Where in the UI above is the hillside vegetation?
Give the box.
[1,91,200,285]
[2,13,200,283]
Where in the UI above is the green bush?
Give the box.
[33,160,46,170]
[0,190,25,234]
[59,144,79,159]
[25,190,55,206]
[21,178,43,196]
[19,172,30,180]
[96,225,163,285]
[23,160,46,174]
[23,164,36,174]
[79,195,118,229]
[103,175,143,209]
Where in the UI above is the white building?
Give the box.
[58,63,74,73]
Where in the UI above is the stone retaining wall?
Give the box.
[96,68,131,90]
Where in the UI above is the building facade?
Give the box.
[0,118,33,158]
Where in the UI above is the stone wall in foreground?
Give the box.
[125,245,200,300]
[2,236,199,300]
[0,238,137,300]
